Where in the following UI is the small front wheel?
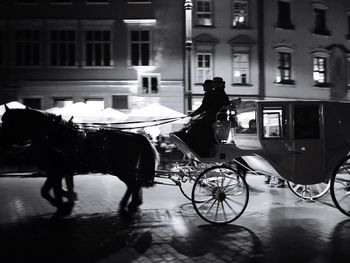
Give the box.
[330,155,350,217]
[287,181,330,200]
[191,165,249,225]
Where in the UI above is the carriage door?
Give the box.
[292,104,325,184]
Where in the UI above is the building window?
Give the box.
[51,0,72,4]
[232,0,249,27]
[15,29,41,66]
[86,0,109,4]
[112,95,128,110]
[0,31,3,66]
[127,0,151,3]
[141,75,159,94]
[347,15,350,40]
[53,98,73,107]
[130,30,150,66]
[16,0,37,4]
[276,52,294,84]
[84,30,112,67]
[196,53,213,83]
[85,98,104,110]
[277,1,294,29]
[313,57,328,86]
[196,0,213,26]
[49,30,76,66]
[23,98,41,110]
[233,53,250,84]
[348,58,350,87]
[313,8,330,35]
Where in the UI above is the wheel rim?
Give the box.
[331,157,350,217]
[287,181,330,200]
[192,166,249,224]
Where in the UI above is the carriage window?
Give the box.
[263,107,286,138]
[294,105,320,139]
[235,110,257,134]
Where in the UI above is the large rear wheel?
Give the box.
[330,155,350,217]
[191,165,249,225]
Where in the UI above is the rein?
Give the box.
[78,116,189,130]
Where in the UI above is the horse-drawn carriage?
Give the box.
[1,100,350,225]
[156,99,350,224]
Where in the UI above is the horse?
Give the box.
[1,106,159,217]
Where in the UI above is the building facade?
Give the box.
[189,0,260,110]
[263,0,350,101]
[1,0,350,115]
[0,0,184,112]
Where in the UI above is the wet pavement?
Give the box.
[0,173,350,263]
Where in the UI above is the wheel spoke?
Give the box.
[204,199,217,216]
[223,199,238,215]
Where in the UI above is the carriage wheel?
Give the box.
[330,155,350,217]
[287,180,330,200]
[191,165,249,225]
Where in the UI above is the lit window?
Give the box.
[313,57,327,86]
[235,110,256,135]
[262,106,286,139]
[84,30,112,66]
[130,30,150,66]
[233,53,250,84]
[49,30,76,66]
[276,52,293,84]
[196,53,213,83]
[232,0,249,27]
[196,0,213,26]
[54,98,73,107]
[141,75,158,94]
[15,29,41,66]
[277,1,294,29]
[85,99,104,110]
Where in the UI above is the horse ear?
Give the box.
[4,104,9,111]
[68,116,74,123]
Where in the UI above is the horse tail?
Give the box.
[138,135,159,188]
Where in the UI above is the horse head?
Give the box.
[1,107,35,149]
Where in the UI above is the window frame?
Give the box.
[276,0,294,30]
[232,51,251,85]
[195,0,213,27]
[81,20,114,68]
[140,74,160,95]
[311,49,329,87]
[195,52,213,84]
[311,1,330,36]
[47,21,78,68]
[232,0,250,28]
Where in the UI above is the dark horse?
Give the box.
[1,106,159,217]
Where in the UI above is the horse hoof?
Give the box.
[127,205,140,214]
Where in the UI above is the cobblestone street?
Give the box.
[0,173,350,263]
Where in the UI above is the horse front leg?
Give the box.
[52,174,73,217]
[41,177,60,208]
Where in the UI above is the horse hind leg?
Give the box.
[127,182,143,213]
[119,186,132,213]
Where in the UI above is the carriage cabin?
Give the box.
[229,100,350,185]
